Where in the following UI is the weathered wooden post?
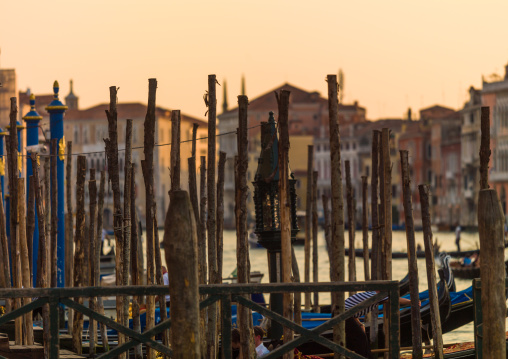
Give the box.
[361,176,369,281]
[327,74,346,357]
[236,95,256,359]
[43,157,50,281]
[206,74,219,359]
[217,151,225,283]
[163,190,200,358]
[400,150,422,358]
[345,160,356,294]
[171,110,181,191]
[104,86,126,356]
[65,141,73,309]
[30,153,49,358]
[18,177,34,345]
[321,195,332,280]
[96,171,110,352]
[88,169,97,357]
[312,170,319,312]
[418,184,444,359]
[199,155,207,357]
[122,119,133,335]
[276,89,294,359]
[478,106,506,359]
[0,183,11,297]
[369,131,380,345]
[50,139,58,289]
[27,176,35,286]
[305,145,314,311]
[72,155,86,354]
[7,99,22,345]
[142,78,157,359]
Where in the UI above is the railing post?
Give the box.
[49,297,60,359]
[473,279,482,359]
[389,285,400,358]
[221,294,232,359]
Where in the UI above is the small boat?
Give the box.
[346,248,432,259]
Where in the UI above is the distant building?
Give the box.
[21,84,209,227]
[482,63,508,216]
[460,87,482,227]
[0,50,17,127]
[218,82,367,228]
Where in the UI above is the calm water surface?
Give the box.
[152,228,504,345]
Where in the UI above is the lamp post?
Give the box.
[23,94,42,283]
[253,111,299,340]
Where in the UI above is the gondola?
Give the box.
[450,259,508,280]
[345,247,433,259]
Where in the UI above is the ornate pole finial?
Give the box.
[53,80,60,99]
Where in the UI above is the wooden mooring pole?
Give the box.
[30,153,49,358]
[277,89,293,359]
[142,78,157,359]
[206,74,219,359]
[478,106,506,359]
[305,145,313,311]
[88,169,97,357]
[369,130,380,345]
[236,94,255,359]
[50,139,58,289]
[400,150,422,359]
[72,155,86,354]
[199,155,207,357]
[327,74,346,358]
[312,170,319,311]
[345,160,356,295]
[418,184,444,359]
[361,176,369,281]
[129,165,141,358]
[163,190,200,359]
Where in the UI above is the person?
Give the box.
[253,326,270,358]
[100,228,114,256]
[232,328,242,359]
[455,225,461,252]
[155,266,170,305]
[343,291,420,359]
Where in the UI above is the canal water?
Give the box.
[150,228,501,345]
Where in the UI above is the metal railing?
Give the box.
[0,280,401,359]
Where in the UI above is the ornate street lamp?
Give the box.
[253,111,299,340]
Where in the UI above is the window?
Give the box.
[74,126,79,144]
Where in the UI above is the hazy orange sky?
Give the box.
[1,0,508,121]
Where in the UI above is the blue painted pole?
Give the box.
[46,81,67,288]
[23,94,42,284]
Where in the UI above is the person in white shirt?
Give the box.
[253,326,269,358]
[162,266,170,303]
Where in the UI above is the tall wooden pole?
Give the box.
[0,183,11,301]
[163,190,201,359]
[27,175,35,286]
[18,177,34,345]
[122,119,133,336]
[72,155,86,354]
[327,75,346,357]
[369,130,380,344]
[50,139,58,289]
[43,157,50,284]
[171,110,181,191]
[236,95,256,359]
[198,155,207,357]
[478,106,506,359]
[345,160,356,292]
[276,89,293,359]
[217,151,226,283]
[142,79,157,359]
[206,74,219,358]
[381,128,392,281]
[312,170,319,312]
[305,145,313,310]
[88,169,97,357]
[65,141,73,305]
[361,176,369,281]
[104,86,126,357]
[322,195,332,280]
[96,171,110,352]
[400,150,422,358]
[30,153,49,358]
[8,99,21,345]
[418,184,444,359]
[129,165,141,358]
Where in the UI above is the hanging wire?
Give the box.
[0,124,263,159]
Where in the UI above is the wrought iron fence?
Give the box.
[0,280,400,358]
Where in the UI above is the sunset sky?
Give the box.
[1,0,508,121]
